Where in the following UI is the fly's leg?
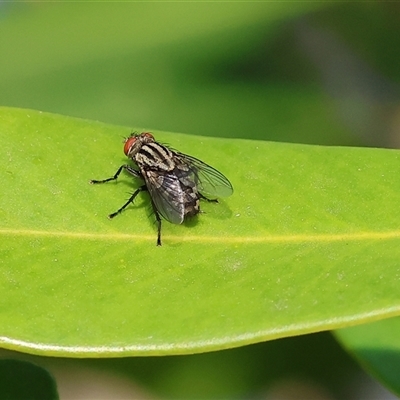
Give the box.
[108,185,147,219]
[90,165,140,184]
[199,193,218,203]
[198,193,219,216]
[150,199,163,246]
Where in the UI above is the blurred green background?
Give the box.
[1,1,400,398]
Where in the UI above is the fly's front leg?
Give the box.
[150,199,163,246]
[109,185,148,219]
[90,165,140,184]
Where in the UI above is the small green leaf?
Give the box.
[0,358,58,400]
[1,107,400,357]
[335,317,400,397]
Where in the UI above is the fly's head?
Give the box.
[124,132,155,159]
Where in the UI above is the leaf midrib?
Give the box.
[2,228,400,244]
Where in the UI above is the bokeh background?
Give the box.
[1,1,400,399]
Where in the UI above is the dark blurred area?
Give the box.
[1,2,399,399]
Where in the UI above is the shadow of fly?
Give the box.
[90,132,233,245]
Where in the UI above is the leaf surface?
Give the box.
[1,107,400,356]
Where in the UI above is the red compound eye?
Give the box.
[124,136,136,156]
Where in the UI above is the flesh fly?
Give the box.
[90,132,233,245]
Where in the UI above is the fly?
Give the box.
[90,132,233,245]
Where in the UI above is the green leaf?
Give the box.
[335,317,400,397]
[0,358,58,400]
[1,107,400,357]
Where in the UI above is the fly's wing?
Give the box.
[142,169,185,224]
[174,153,233,198]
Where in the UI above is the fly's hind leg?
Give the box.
[109,185,147,219]
[199,193,218,203]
